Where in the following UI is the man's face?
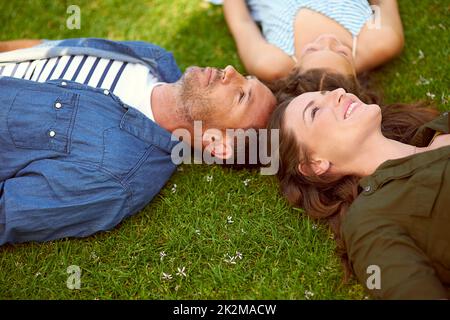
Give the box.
[177,65,276,129]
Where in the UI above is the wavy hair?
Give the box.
[268,68,439,279]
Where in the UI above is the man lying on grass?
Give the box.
[0,38,276,245]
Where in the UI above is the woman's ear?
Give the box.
[298,159,330,176]
[202,129,234,160]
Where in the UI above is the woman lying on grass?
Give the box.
[268,73,450,299]
[223,0,404,82]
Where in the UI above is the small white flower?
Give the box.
[227,216,234,224]
[311,224,318,230]
[224,254,237,264]
[176,267,187,277]
[415,75,432,86]
[438,23,446,30]
[171,184,177,193]
[418,49,425,60]
[426,92,436,99]
[195,229,201,235]
[412,49,425,64]
[162,272,173,280]
[304,290,314,300]
[235,251,243,260]
[159,251,167,261]
[90,251,98,260]
[441,93,449,105]
[35,272,42,277]
[205,175,213,182]
[243,178,251,187]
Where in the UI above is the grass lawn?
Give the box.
[0,0,448,299]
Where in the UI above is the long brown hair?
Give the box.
[268,68,439,279]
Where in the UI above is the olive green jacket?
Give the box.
[342,112,450,300]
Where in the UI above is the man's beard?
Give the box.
[178,72,214,123]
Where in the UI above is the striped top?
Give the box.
[0,55,159,120]
[247,0,374,56]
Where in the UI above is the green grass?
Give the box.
[0,0,448,300]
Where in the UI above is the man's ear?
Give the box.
[298,158,330,176]
[202,129,234,160]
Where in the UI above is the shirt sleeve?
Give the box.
[344,212,449,300]
[0,160,131,245]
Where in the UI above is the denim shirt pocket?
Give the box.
[7,88,78,153]
[101,126,154,181]
[101,106,178,214]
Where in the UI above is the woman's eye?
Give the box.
[311,107,319,120]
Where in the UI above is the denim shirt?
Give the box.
[0,38,183,245]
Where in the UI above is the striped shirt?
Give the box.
[246,0,374,56]
[0,55,158,120]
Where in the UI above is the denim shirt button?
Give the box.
[49,130,56,138]
[55,102,62,109]
[61,81,67,86]
[103,89,109,95]
[364,185,371,192]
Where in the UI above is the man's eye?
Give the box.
[239,89,245,103]
[311,107,319,120]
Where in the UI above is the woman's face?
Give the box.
[283,89,381,169]
[298,34,356,76]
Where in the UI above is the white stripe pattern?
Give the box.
[50,55,70,80]
[0,54,158,120]
[14,62,30,78]
[74,56,97,84]
[246,0,373,56]
[37,57,57,82]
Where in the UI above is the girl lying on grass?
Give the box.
[223,0,404,81]
[268,71,450,299]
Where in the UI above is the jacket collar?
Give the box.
[360,112,450,195]
[410,111,450,147]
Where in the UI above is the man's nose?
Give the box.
[221,65,240,84]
